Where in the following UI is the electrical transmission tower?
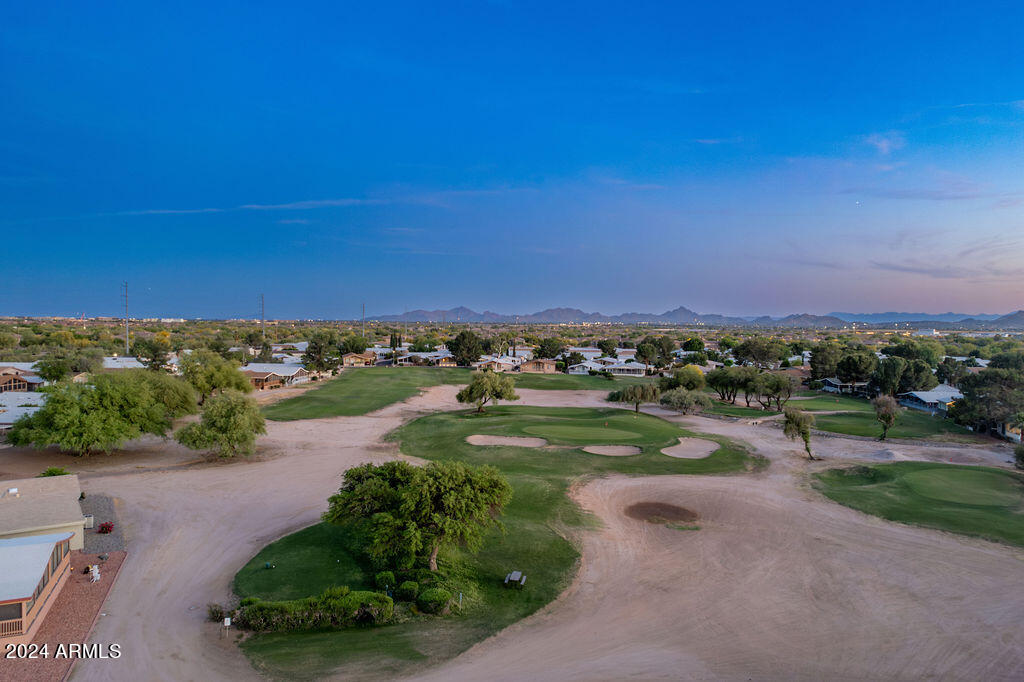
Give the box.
[122,282,130,355]
[259,293,265,341]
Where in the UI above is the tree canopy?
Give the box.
[608,384,660,412]
[783,407,816,460]
[456,371,519,413]
[323,460,513,571]
[180,350,251,404]
[302,329,341,373]
[447,330,484,366]
[175,390,266,457]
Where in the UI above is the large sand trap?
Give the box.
[581,445,641,456]
[466,434,547,448]
[661,437,718,459]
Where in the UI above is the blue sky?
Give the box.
[3,1,1022,318]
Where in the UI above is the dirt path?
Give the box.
[19,384,1016,681]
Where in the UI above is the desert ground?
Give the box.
[3,384,1022,681]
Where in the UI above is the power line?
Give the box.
[122,282,129,355]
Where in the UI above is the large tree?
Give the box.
[936,357,969,386]
[597,339,618,357]
[871,356,908,395]
[132,337,171,371]
[340,334,371,356]
[535,337,567,359]
[8,373,169,455]
[175,390,266,457]
[447,330,484,366]
[660,388,713,415]
[456,371,519,413]
[809,342,843,380]
[750,372,798,411]
[302,329,341,373]
[734,337,787,369]
[783,407,816,460]
[659,365,705,392]
[609,384,660,412]
[836,351,879,383]
[898,359,938,393]
[323,460,512,571]
[948,368,1024,433]
[179,350,251,404]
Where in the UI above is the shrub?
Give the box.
[207,603,225,621]
[38,466,71,477]
[660,388,713,415]
[374,571,396,590]
[235,587,393,632]
[396,581,419,602]
[240,597,259,607]
[1015,444,1024,471]
[417,587,452,614]
[97,521,114,534]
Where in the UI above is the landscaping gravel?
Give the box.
[80,493,127,554]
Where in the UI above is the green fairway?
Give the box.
[705,402,777,418]
[814,462,1024,547]
[811,409,979,442]
[513,373,655,390]
[264,368,658,421]
[238,406,758,678]
[792,394,874,412]
[521,424,642,442]
[263,368,472,420]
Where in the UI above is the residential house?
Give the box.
[474,356,520,372]
[341,352,375,367]
[0,367,44,393]
[821,377,870,395]
[270,341,309,353]
[520,358,558,374]
[239,363,310,389]
[0,533,74,645]
[560,347,603,361]
[897,384,963,415]
[0,392,47,432]
[568,360,605,375]
[604,361,652,376]
[102,356,145,370]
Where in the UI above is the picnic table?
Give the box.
[504,570,526,589]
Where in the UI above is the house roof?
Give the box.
[0,362,39,373]
[241,363,307,376]
[0,475,83,538]
[0,533,74,602]
[103,356,145,370]
[899,384,963,404]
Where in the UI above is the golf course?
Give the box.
[235,405,756,679]
[815,462,1024,547]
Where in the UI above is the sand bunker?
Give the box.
[582,445,642,456]
[624,501,700,523]
[661,438,718,459]
[465,435,547,448]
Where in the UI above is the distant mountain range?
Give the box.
[371,306,1024,329]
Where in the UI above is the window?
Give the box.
[0,603,21,621]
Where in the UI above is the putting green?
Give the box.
[522,424,642,442]
[902,469,1023,507]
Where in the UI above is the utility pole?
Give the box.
[259,293,265,341]
[122,282,129,355]
[361,302,365,338]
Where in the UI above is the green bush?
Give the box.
[240,596,259,606]
[1015,443,1024,470]
[374,571,396,590]
[417,587,452,614]
[235,586,393,632]
[38,466,71,477]
[396,581,419,602]
[207,603,225,622]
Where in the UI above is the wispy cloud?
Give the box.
[116,207,226,215]
[278,218,312,224]
[693,137,742,145]
[863,131,906,155]
[239,198,384,210]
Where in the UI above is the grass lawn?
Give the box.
[791,394,874,413]
[814,462,1024,547]
[238,406,759,679]
[264,368,657,420]
[263,368,472,420]
[513,373,655,391]
[811,409,980,442]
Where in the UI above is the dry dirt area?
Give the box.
[580,445,641,456]
[660,436,718,459]
[465,435,547,448]
[3,384,1020,680]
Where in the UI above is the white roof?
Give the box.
[0,362,40,372]
[899,384,963,404]
[271,341,309,352]
[568,360,604,370]
[103,356,145,369]
[241,363,306,376]
[0,533,73,601]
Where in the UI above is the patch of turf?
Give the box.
[513,373,655,391]
[791,395,874,412]
[238,406,759,678]
[814,462,1024,547]
[521,424,642,442]
[811,409,979,441]
[263,368,472,420]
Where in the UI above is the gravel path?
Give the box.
[80,494,126,554]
